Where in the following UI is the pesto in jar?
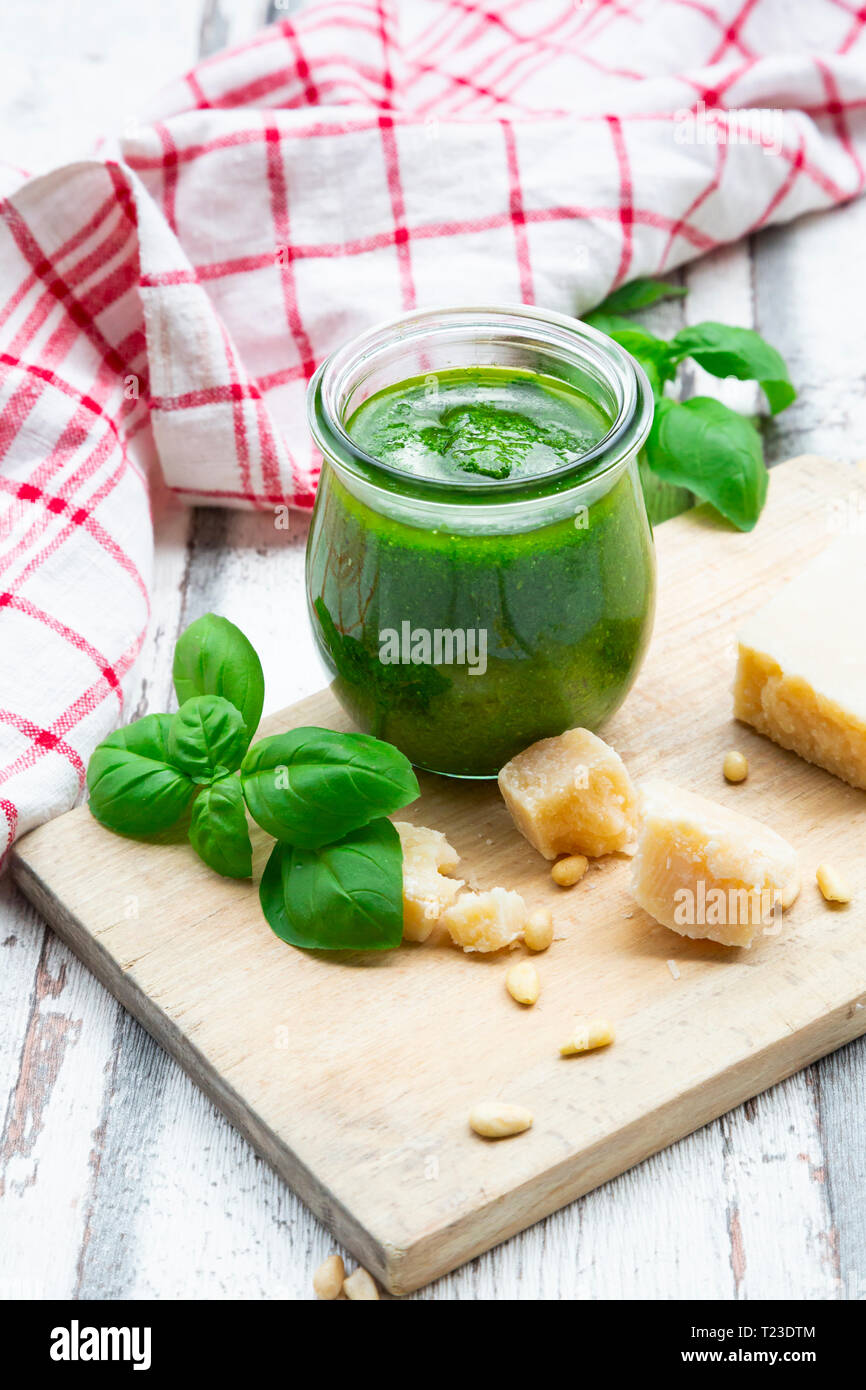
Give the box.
[305,365,654,778]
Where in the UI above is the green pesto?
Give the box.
[346,367,610,484]
[305,369,655,778]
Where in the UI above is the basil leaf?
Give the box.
[644,396,767,532]
[87,713,196,836]
[593,277,687,315]
[173,613,265,740]
[260,819,403,950]
[638,455,694,525]
[242,726,419,847]
[168,696,249,783]
[583,312,676,398]
[189,776,252,879]
[668,322,796,414]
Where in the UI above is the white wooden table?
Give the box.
[2,0,866,1301]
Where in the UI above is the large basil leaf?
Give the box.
[644,396,767,532]
[260,819,403,950]
[173,613,265,739]
[593,277,687,315]
[241,726,419,847]
[87,713,195,835]
[188,776,252,879]
[668,322,796,414]
[168,696,248,783]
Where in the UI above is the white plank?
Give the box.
[813,1039,866,1301]
[0,0,206,174]
[3,0,865,1300]
[753,195,866,1302]
[678,238,840,1303]
[0,0,206,1301]
[722,1078,838,1300]
[200,0,282,58]
[76,504,324,1301]
[754,196,866,467]
[0,885,121,1298]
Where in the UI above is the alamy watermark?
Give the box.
[674,101,785,157]
[50,1321,151,1371]
[673,883,782,933]
[379,622,488,676]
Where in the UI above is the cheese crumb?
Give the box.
[498,727,639,860]
[630,780,800,948]
[441,886,527,953]
[394,821,463,942]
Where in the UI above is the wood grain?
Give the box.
[11,454,866,1295]
[3,0,865,1303]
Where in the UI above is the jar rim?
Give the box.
[307,303,653,503]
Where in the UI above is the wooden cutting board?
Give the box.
[11,455,866,1296]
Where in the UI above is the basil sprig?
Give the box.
[86,613,418,952]
[584,277,796,532]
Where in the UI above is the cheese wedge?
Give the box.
[734,536,866,789]
[394,821,463,942]
[630,780,800,948]
[498,727,639,860]
[441,887,527,953]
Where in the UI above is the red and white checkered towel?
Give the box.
[1,0,865,857]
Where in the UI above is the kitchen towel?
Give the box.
[1,0,865,856]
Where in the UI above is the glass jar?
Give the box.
[305,305,655,778]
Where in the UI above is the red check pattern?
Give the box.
[1,0,865,856]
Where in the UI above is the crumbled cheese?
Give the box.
[394,821,463,943]
[498,727,639,860]
[630,780,800,948]
[441,886,527,953]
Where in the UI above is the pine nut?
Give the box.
[524,907,554,952]
[343,1267,380,1300]
[560,1017,615,1055]
[816,863,852,904]
[723,750,748,783]
[551,854,588,887]
[469,1101,533,1139]
[505,960,539,1005]
[313,1254,345,1300]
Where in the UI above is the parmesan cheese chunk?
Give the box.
[734,537,866,789]
[498,727,638,860]
[394,821,464,942]
[630,780,800,948]
[441,886,527,953]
